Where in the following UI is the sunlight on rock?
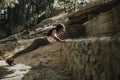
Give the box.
[0,60,31,80]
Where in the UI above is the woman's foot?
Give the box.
[6,58,16,66]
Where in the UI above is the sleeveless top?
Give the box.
[46,28,57,43]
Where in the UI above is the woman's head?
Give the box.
[55,24,66,35]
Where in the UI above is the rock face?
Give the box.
[65,3,120,38]
[60,37,120,80]
[6,37,119,80]
[61,3,120,80]
[85,4,120,37]
[0,60,31,80]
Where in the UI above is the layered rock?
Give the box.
[61,2,120,80]
[60,37,120,80]
[65,0,120,38]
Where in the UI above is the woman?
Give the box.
[6,23,66,66]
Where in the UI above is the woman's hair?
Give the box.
[47,24,65,36]
[55,24,65,32]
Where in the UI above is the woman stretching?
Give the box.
[6,24,66,66]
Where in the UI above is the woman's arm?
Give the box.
[52,30,65,43]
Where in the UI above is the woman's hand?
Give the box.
[61,40,67,43]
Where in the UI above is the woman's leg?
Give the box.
[6,38,47,66]
[12,38,46,59]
